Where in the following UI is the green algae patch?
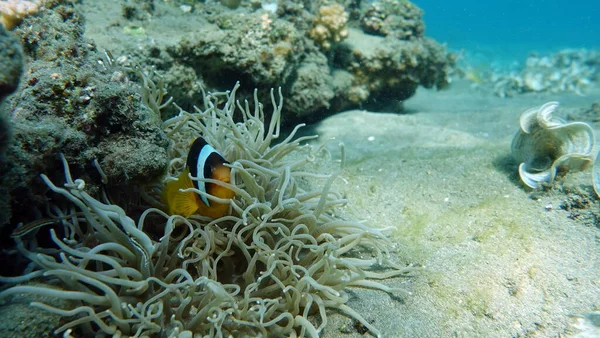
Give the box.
[463,197,535,252]
[123,25,146,36]
[391,191,536,265]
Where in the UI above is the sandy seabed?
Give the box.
[313,81,600,337]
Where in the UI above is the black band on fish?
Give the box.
[187,137,229,207]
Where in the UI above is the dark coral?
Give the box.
[0,24,24,227]
[0,25,23,102]
[0,3,168,229]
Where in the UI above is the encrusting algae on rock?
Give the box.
[0,83,413,337]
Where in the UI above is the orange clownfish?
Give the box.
[162,137,235,218]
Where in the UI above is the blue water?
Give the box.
[414,0,600,65]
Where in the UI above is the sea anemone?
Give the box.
[1,83,411,337]
[511,101,595,189]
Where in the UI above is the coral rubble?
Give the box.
[492,50,600,98]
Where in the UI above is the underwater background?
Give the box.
[1,0,600,337]
[417,0,600,65]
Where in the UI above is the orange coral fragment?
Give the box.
[0,0,41,30]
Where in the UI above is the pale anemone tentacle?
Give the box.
[593,153,600,198]
[511,101,596,189]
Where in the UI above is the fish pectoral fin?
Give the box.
[164,170,200,217]
[171,190,200,217]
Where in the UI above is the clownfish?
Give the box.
[162,137,235,218]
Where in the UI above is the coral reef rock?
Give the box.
[333,28,452,110]
[168,10,303,89]
[511,102,595,189]
[285,48,335,120]
[360,0,425,40]
[127,0,451,122]
[0,2,168,229]
[0,23,23,102]
[0,22,24,226]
